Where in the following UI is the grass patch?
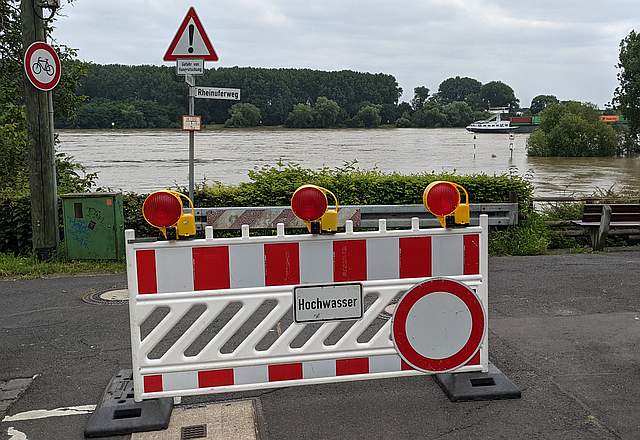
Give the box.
[0,253,125,280]
[489,214,550,256]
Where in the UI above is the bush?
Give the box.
[224,103,262,127]
[395,116,412,128]
[355,105,382,128]
[528,101,617,157]
[489,214,550,256]
[2,162,535,254]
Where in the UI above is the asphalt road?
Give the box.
[1,250,640,439]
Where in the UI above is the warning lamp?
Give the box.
[142,191,196,239]
[291,185,339,234]
[423,181,470,228]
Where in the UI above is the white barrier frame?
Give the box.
[125,216,489,401]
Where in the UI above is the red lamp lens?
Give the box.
[291,186,328,221]
[426,182,460,216]
[143,192,182,228]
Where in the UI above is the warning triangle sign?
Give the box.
[163,7,219,61]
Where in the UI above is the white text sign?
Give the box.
[176,59,204,76]
[190,86,240,101]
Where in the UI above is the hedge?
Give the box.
[1,163,534,254]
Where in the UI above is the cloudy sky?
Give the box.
[54,0,639,107]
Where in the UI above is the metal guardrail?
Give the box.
[193,203,518,231]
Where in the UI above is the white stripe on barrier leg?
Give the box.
[125,229,144,402]
[479,214,490,373]
[205,225,214,239]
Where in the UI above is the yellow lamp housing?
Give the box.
[142,190,196,239]
[423,181,470,228]
[290,185,339,234]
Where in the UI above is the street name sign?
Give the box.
[163,7,218,61]
[182,115,202,131]
[190,86,241,101]
[176,59,204,76]
[24,42,61,91]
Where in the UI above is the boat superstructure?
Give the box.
[466,107,518,134]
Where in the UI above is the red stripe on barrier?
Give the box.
[143,375,163,393]
[264,243,300,286]
[198,369,234,387]
[333,240,367,282]
[136,250,157,294]
[336,357,369,376]
[464,234,480,275]
[268,363,303,382]
[399,237,432,278]
[192,246,230,290]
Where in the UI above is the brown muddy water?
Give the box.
[57,128,640,196]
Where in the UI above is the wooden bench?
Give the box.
[573,204,640,250]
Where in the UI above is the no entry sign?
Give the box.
[24,42,61,91]
[392,278,485,373]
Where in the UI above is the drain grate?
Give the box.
[181,424,208,439]
[82,288,128,306]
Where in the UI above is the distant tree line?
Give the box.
[58,64,531,129]
[58,64,402,129]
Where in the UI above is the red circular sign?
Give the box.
[392,278,485,373]
[24,42,61,91]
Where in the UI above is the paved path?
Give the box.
[1,251,639,439]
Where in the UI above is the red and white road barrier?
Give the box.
[125,216,489,401]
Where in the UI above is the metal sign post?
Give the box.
[186,74,196,201]
[164,8,242,203]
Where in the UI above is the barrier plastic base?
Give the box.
[434,363,521,402]
[84,369,173,438]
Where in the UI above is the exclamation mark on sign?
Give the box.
[188,24,194,53]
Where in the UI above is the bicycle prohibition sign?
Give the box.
[24,42,61,91]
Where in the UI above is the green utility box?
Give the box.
[61,193,125,260]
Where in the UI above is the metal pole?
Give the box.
[188,79,195,202]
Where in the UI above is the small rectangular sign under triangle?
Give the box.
[163,7,219,61]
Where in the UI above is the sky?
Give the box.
[53,0,639,107]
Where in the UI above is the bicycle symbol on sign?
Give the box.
[32,57,54,76]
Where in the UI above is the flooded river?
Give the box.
[57,128,640,196]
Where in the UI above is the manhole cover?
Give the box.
[82,289,128,306]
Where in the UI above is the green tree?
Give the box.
[313,96,340,128]
[395,112,412,128]
[285,103,316,128]
[356,105,381,128]
[411,105,447,128]
[0,0,93,196]
[224,103,262,127]
[441,101,475,127]
[613,30,640,147]
[436,77,482,106]
[530,95,559,115]
[410,86,430,111]
[528,101,617,157]
[479,81,519,110]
